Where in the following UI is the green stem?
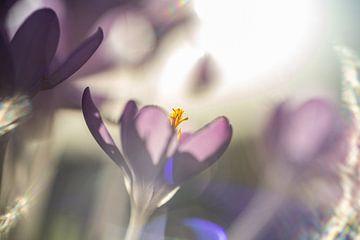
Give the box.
[124,205,152,240]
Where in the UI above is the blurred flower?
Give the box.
[82,87,232,238]
[0,8,103,136]
[264,98,349,170]
[188,54,219,95]
[44,0,192,75]
[0,8,103,100]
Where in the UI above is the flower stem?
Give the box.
[124,205,151,240]
[0,135,9,201]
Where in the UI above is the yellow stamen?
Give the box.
[169,108,188,139]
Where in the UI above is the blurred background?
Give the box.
[2,0,360,239]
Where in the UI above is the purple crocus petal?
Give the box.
[45,28,103,89]
[82,87,128,172]
[0,33,14,96]
[135,106,174,165]
[166,117,232,185]
[10,8,59,95]
[281,99,338,163]
[178,117,232,162]
[183,218,227,240]
[120,101,159,180]
[120,104,175,181]
[263,102,289,156]
[119,100,138,157]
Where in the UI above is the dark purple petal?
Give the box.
[166,117,232,185]
[183,218,227,240]
[82,87,128,172]
[45,28,103,89]
[119,100,138,157]
[10,8,59,95]
[0,33,14,96]
[119,101,152,179]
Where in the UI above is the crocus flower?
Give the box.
[82,87,232,239]
[264,98,348,170]
[0,8,103,100]
[0,7,103,136]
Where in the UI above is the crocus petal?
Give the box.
[263,102,289,156]
[281,99,338,163]
[119,103,174,181]
[135,106,174,165]
[178,117,232,162]
[10,8,59,95]
[119,100,154,179]
[45,28,103,89]
[0,34,14,96]
[82,87,128,172]
[183,218,227,240]
[119,100,138,159]
[166,117,232,185]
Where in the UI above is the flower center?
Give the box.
[169,108,188,139]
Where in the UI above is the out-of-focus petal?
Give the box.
[263,102,289,153]
[264,98,349,172]
[0,34,14,96]
[166,117,232,185]
[82,87,128,172]
[45,28,103,89]
[10,8,59,95]
[0,0,18,28]
[282,99,340,163]
[183,218,227,240]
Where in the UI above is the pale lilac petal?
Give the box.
[135,106,173,165]
[45,28,103,89]
[282,99,338,162]
[10,8,59,95]
[165,117,232,185]
[82,87,128,171]
[178,117,232,162]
